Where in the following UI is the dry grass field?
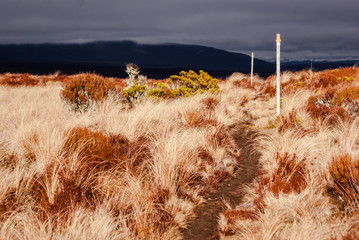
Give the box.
[217,67,359,240]
[0,66,358,239]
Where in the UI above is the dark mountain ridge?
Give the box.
[0,41,357,79]
[0,41,274,78]
[282,60,359,72]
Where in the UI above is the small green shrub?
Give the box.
[146,88,166,98]
[125,63,141,87]
[146,82,169,99]
[123,63,148,103]
[123,85,147,103]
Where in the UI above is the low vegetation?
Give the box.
[0,66,359,239]
[0,67,240,239]
[217,67,359,240]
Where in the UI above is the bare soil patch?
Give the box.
[182,125,261,240]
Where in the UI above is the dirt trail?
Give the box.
[182,127,261,240]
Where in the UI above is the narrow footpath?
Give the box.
[182,127,261,240]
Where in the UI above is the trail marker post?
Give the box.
[251,52,254,86]
[276,34,281,116]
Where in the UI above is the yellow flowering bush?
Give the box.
[123,64,147,103]
[146,82,169,99]
[123,85,147,103]
[122,66,220,103]
[169,70,220,97]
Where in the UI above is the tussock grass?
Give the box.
[0,73,245,239]
[218,66,359,240]
[2,67,359,239]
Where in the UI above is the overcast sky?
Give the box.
[1,0,358,61]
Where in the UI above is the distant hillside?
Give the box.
[0,41,274,78]
[282,60,359,72]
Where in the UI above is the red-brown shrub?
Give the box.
[21,133,39,164]
[63,127,130,171]
[0,160,98,223]
[278,110,301,133]
[258,153,307,196]
[63,127,153,175]
[306,92,350,125]
[208,126,233,148]
[314,67,358,88]
[0,145,18,170]
[341,230,359,240]
[307,95,330,120]
[201,97,219,111]
[232,78,255,89]
[125,135,152,172]
[182,110,218,128]
[1,73,40,86]
[240,95,249,107]
[182,110,205,127]
[315,72,338,88]
[263,84,276,97]
[203,170,230,188]
[222,208,258,224]
[30,163,97,220]
[61,73,118,112]
[0,188,17,221]
[198,147,215,168]
[281,77,307,95]
[218,208,258,237]
[328,154,359,213]
[0,127,152,221]
[332,86,359,106]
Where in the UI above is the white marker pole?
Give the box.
[276,34,281,116]
[251,52,254,86]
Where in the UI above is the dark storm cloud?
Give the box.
[1,0,358,59]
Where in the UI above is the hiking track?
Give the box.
[182,126,261,240]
